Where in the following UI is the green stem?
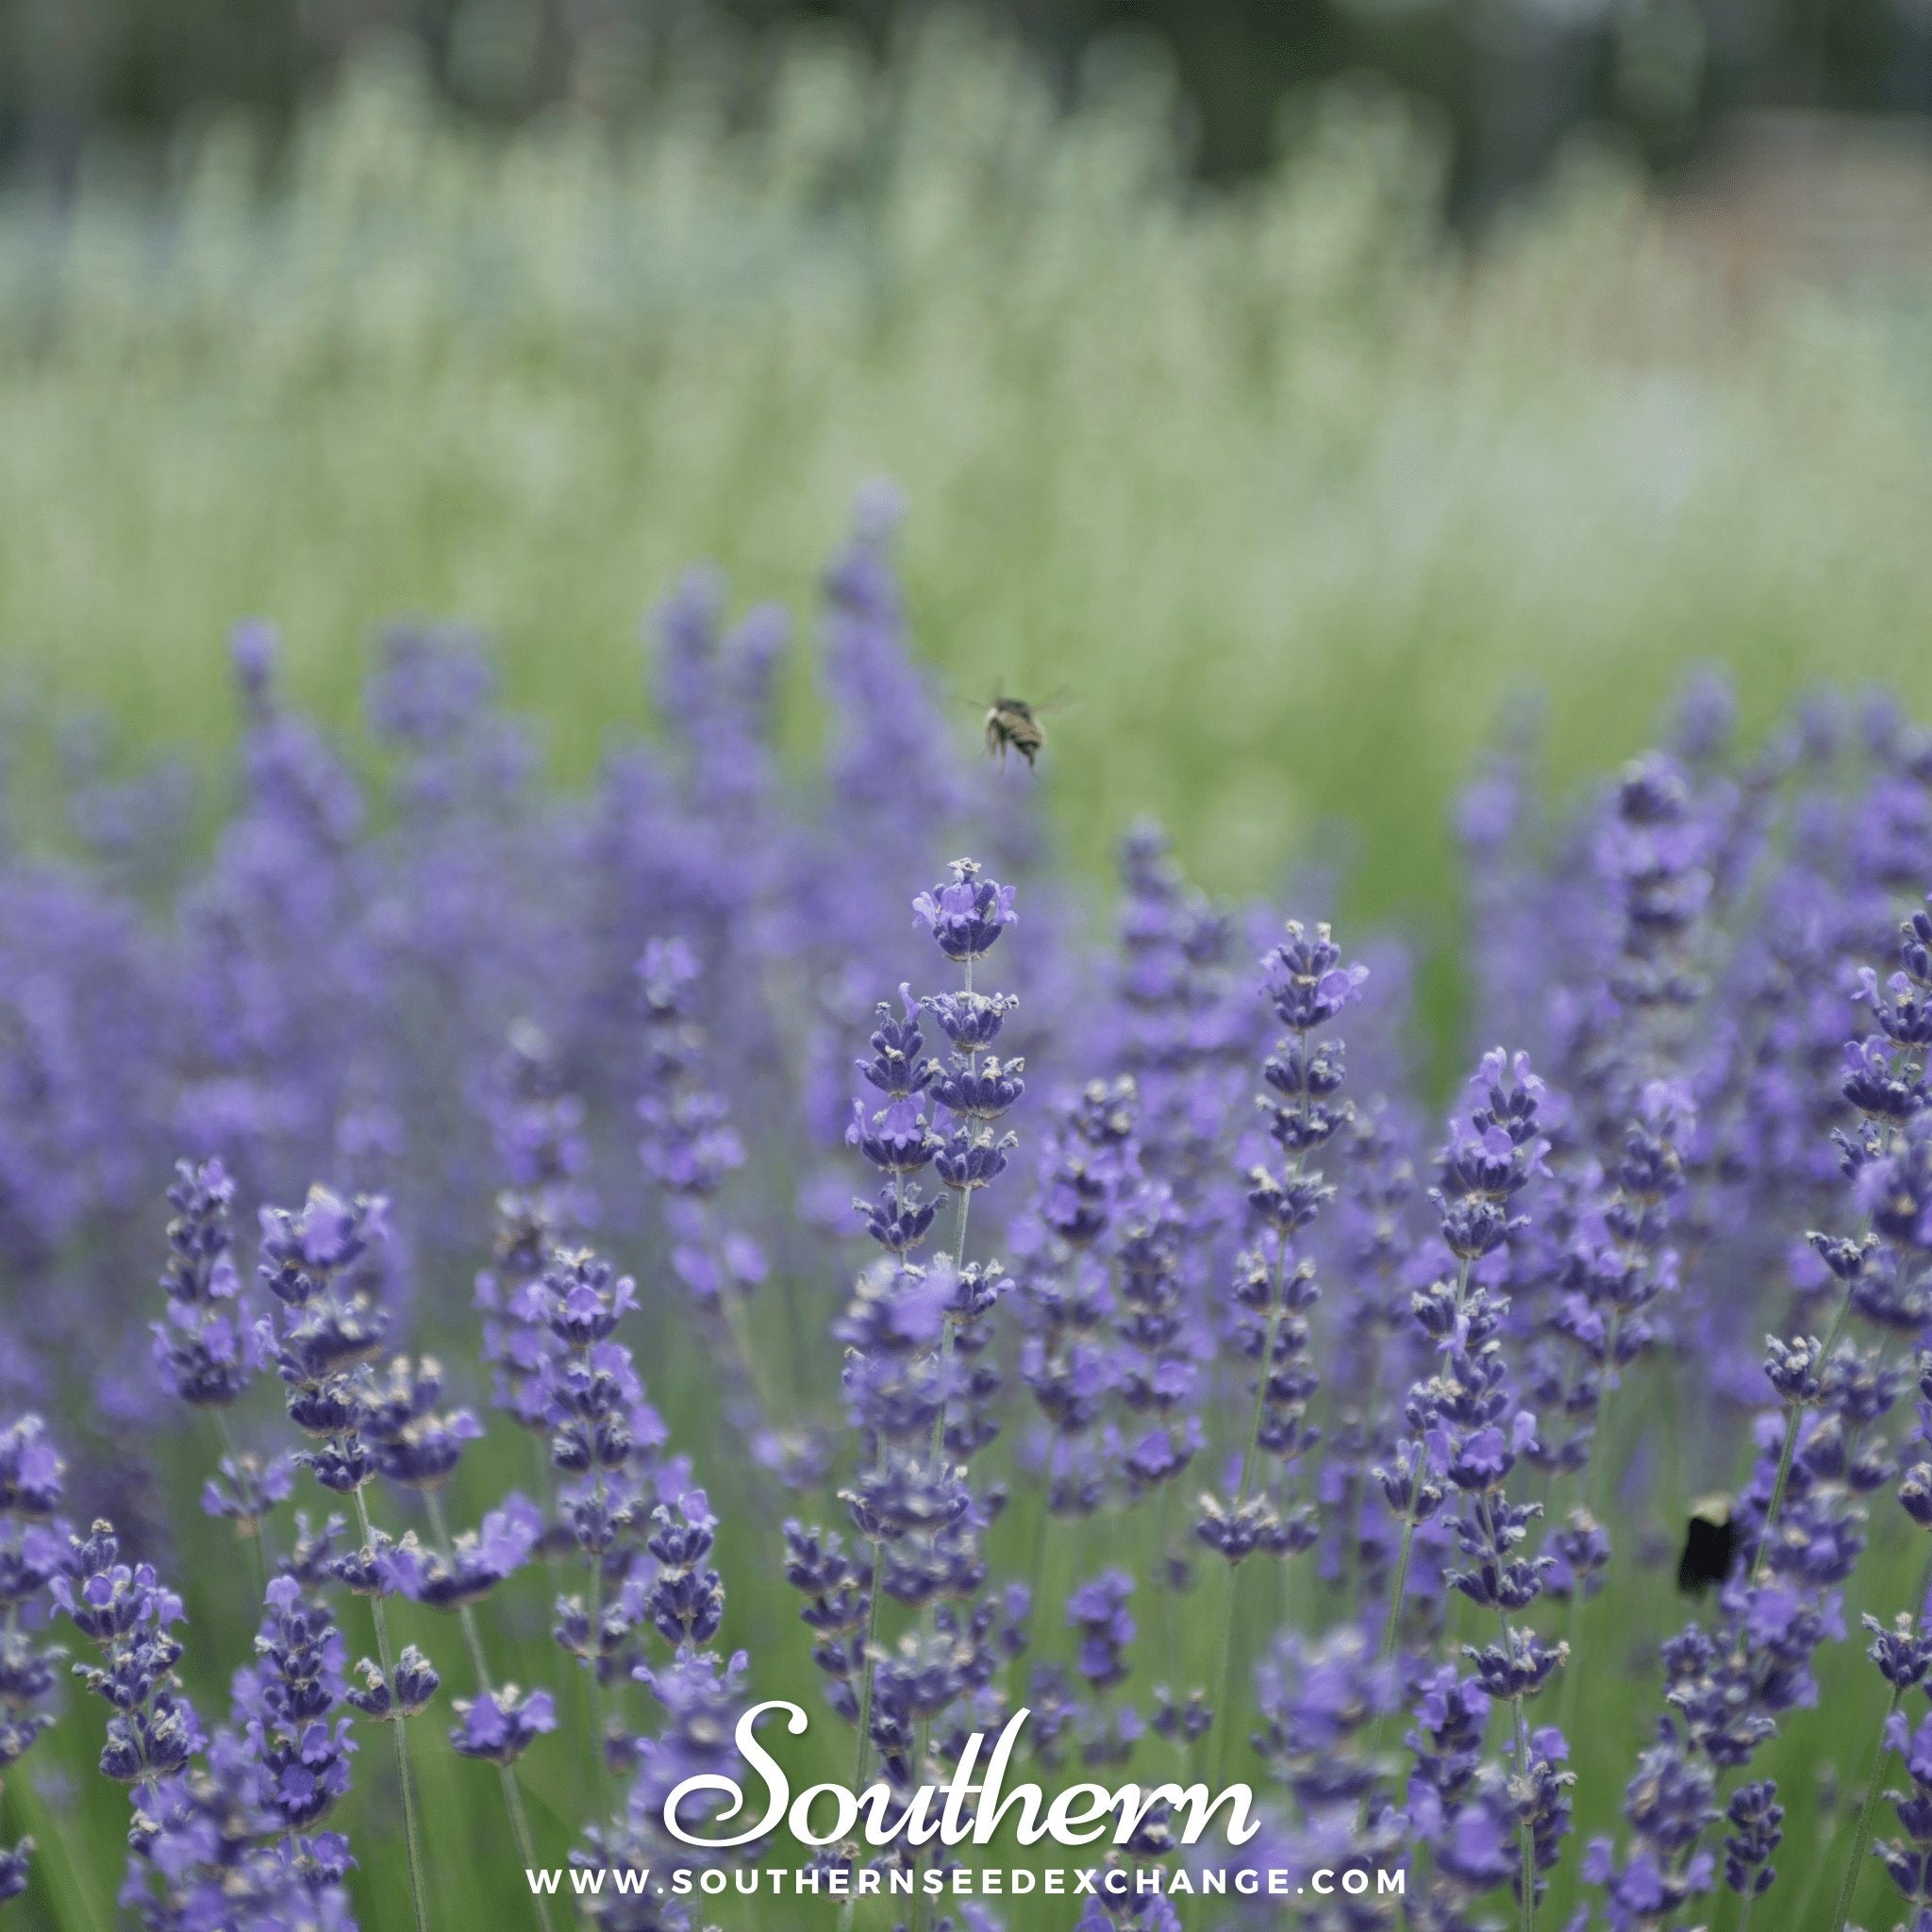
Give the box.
[1207,1559,1241,1789]
[910,1713,936,1932]
[1827,1682,1904,1932]
[1498,1606,1536,1932]
[930,1312,959,1470]
[1027,1439,1059,1617]
[213,1410,270,1606]
[1510,1703,1537,1932]
[585,1472,611,1818]
[930,952,979,1472]
[1157,1481,1179,1672]
[1556,1579,1587,1741]
[1583,1313,1624,1524]
[1378,1506,1418,1662]
[1357,1493,1422,1820]
[1,1763,108,1932]
[1748,1408,1802,1591]
[837,1543,887,1932]
[353,1487,430,1932]
[1203,1236,1292,1787]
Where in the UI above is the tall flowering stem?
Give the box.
[0,1418,68,1911]
[785,858,1022,1932]
[1196,921,1364,1782]
[256,1184,452,1932]
[908,858,1023,1925]
[1370,1050,1564,1929]
[1375,1048,1549,1663]
[52,1522,204,1810]
[638,935,816,1486]
[153,1157,284,1598]
[1825,1612,1927,1932]
[914,858,1024,1471]
[523,1246,662,1791]
[349,1484,432,1932]
[389,1486,552,1932]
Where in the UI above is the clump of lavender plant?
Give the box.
[474,1020,593,1443]
[233,1574,358,1835]
[780,854,1024,1909]
[1193,922,1364,1790]
[153,1158,262,1410]
[638,935,808,1480]
[52,1521,204,1801]
[154,1158,293,1585]
[46,571,1932,1932]
[0,1417,68,1906]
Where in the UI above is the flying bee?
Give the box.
[981,689,1066,770]
[1676,1492,1740,1594]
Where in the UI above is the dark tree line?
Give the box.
[4,0,1929,209]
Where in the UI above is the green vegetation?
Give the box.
[7,20,1931,942]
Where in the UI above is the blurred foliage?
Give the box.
[3,17,1932,991]
[8,0,1932,207]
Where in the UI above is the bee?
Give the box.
[981,690,1065,770]
[1676,1492,1740,1594]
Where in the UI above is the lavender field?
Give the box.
[0,491,1929,1932]
[11,19,1932,1932]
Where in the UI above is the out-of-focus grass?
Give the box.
[6,16,1932,950]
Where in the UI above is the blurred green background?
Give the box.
[8,15,1932,950]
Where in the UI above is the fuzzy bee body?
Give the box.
[984,694,1048,769]
[1677,1492,1740,1594]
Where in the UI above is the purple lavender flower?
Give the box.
[475,1022,594,1438]
[1197,922,1366,1572]
[791,855,1027,1840]
[258,1184,393,1497]
[347,1641,440,1723]
[783,1521,869,1724]
[1015,1081,1136,1527]
[1257,1624,1398,1816]
[912,860,1017,963]
[1067,1568,1136,1693]
[359,1355,484,1492]
[643,1492,724,1652]
[52,1520,204,1798]
[41,549,1932,1932]
[380,1496,541,1610]
[1723,1779,1783,1901]
[201,1449,296,1534]
[233,1574,358,1831]
[0,1417,68,1906]
[638,935,813,1483]
[452,1685,558,1766]
[586,1645,758,1901]
[123,1729,358,1931]
[152,1158,264,1408]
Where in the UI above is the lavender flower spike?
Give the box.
[0,1417,69,1908]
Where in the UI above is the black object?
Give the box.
[1677,1493,1740,1594]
